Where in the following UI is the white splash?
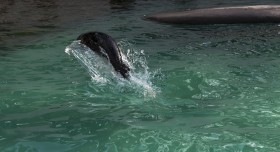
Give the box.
[65,40,158,97]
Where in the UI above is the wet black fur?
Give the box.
[77,32,130,78]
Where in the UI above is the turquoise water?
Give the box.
[1,0,280,151]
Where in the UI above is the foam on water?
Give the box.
[65,40,158,98]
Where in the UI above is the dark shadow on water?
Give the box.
[0,0,111,56]
[1,0,280,56]
[110,0,136,10]
[0,46,19,57]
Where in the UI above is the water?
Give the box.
[1,0,280,151]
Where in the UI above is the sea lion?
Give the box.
[77,32,130,78]
[145,5,280,24]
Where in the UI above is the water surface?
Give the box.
[1,0,280,151]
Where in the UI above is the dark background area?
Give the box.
[0,0,279,50]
